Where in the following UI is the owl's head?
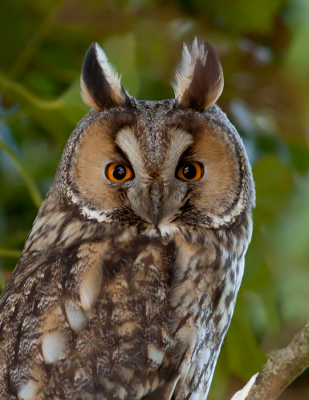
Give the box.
[54,37,255,233]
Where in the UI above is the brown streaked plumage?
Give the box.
[0,37,255,400]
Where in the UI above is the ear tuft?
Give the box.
[172,37,224,112]
[80,43,129,110]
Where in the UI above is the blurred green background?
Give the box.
[0,0,309,399]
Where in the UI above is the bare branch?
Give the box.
[230,318,309,400]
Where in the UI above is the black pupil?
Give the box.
[113,165,126,180]
[183,164,197,179]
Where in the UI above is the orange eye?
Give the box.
[176,162,204,181]
[106,163,133,182]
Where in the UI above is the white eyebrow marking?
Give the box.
[115,127,148,178]
[165,128,194,167]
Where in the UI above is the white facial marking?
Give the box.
[159,223,180,237]
[42,331,66,363]
[70,193,111,223]
[116,128,147,180]
[165,128,194,169]
[146,224,179,238]
[65,303,87,332]
[18,380,37,400]
[82,206,110,222]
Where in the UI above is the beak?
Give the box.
[149,181,163,227]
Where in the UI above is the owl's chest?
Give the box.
[87,232,240,347]
[86,231,242,399]
[0,230,244,400]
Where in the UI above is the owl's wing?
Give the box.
[0,240,183,400]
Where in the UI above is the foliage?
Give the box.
[1,0,309,398]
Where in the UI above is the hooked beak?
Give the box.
[149,181,164,227]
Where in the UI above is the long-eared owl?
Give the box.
[0,37,255,400]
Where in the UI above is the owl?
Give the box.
[0,37,255,400]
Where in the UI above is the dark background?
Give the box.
[0,0,309,398]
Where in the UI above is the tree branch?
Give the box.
[230,318,309,400]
